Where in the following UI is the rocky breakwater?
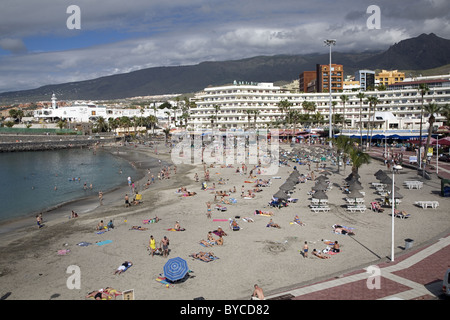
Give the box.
[0,134,121,152]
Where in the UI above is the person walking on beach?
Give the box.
[99,191,103,205]
[206,202,212,219]
[302,241,309,258]
[160,236,170,258]
[125,194,130,207]
[36,215,43,229]
[148,235,156,257]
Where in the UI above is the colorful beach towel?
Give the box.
[96,240,112,246]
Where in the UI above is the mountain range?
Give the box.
[1,33,450,104]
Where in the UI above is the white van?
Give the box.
[443,268,450,297]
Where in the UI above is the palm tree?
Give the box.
[366,96,380,150]
[253,109,260,129]
[356,92,365,149]
[440,103,450,126]
[146,115,158,135]
[423,103,444,157]
[208,114,216,129]
[340,94,349,131]
[277,99,292,127]
[349,147,371,174]
[108,117,119,133]
[331,101,337,136]
[213,105,221,129]
[311,111,323,127]
[289,110,301,135]
[243,109,253,129]
[418,83,430,164]
[119,116,131,135]
[57,119,66,130]
[164,111,171,128]
[95,116,108,133]
[334,135,354,173]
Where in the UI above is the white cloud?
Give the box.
[0,0,449,93]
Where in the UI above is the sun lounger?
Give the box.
[414,201,439,209]
[404,181,423,189]
[310,206,330,213]
[346,205,367,213]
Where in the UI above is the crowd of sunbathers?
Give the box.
[176,186,197,197]
[199,231,224,246]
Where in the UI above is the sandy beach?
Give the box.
[0,141,449,300]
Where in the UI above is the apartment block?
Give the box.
[316,64,344,92]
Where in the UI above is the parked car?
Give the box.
[438,154,450,162]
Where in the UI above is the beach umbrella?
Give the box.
[348,181,363,191]
[379,176,392,184]
[273,190,288,200]
[374,170,386,178]
[279,181,295,191]
[290,170,300,177]
[315,175,328,181]
[312,190,328,200]
[312,183,327,191]
[163,257,189,282]
[345,172,360,181]
[347,190,365,199]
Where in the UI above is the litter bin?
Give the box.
[404,238,414,250]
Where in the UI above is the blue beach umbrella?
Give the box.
[163,257,189,282]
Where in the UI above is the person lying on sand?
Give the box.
[104,287,122,299]
[216,235,224,246]
[214,227,228,236]
[312,249,330,259]
[113,261,133,275]
[86,289,112,300]
[199,239,214,247]
[267,219,281,228]
[332,224,355,235]
[294,215,305,226]
[394,209,409,218]
[131,226,148,231]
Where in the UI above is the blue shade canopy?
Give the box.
[163,257,189,281]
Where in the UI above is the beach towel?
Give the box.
[96,240,113,246]
[213,219,228,222]
[57,249,70,255]
[77,242,92,247]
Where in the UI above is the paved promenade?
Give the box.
[266,145,450,300]
[266,233,449,300]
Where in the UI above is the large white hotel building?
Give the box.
[187,77,450,138]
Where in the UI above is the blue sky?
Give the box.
[0,0,449,94]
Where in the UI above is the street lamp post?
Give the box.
[391,170,395,262]
[324,39,336,148]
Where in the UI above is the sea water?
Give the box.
[0,148,137,222]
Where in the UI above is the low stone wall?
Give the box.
[0,135,121,152]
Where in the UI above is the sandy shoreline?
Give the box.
[0,141,449,300]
